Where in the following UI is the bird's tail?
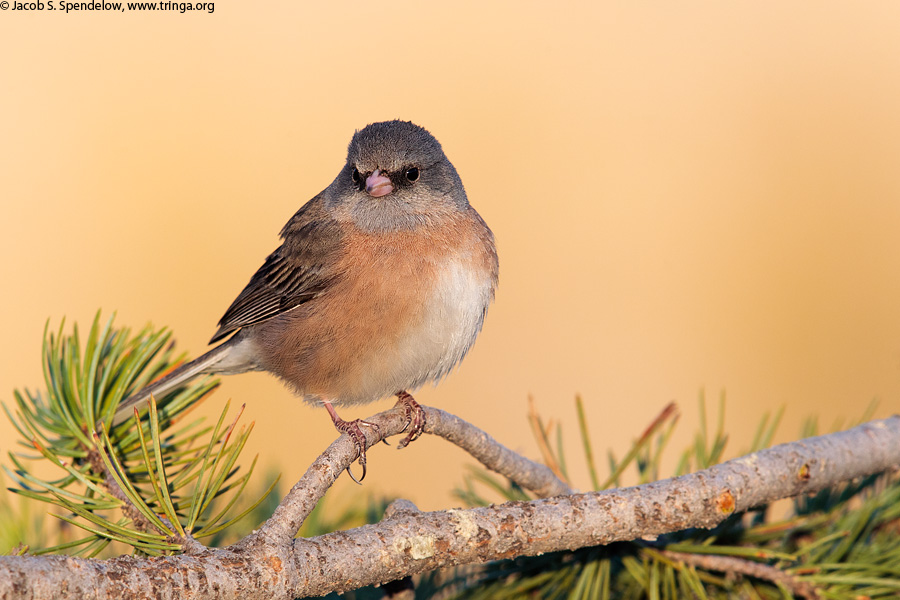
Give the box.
[112,338,238,425]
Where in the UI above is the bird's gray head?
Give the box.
[326,120,469,232]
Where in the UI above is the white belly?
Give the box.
[347,257,495,404]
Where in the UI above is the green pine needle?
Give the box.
[3,314,277,556]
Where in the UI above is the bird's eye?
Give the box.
[405,167,419,182]
[351,168,360,184]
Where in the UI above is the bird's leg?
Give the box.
[394,391,426,449]
[323,401,380,484]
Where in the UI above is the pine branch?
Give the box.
[655,549,820,599]
[448,397,900,599]
[1,411,897,599]
[3,315,274,556]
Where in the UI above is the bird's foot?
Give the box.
[324,402,379,484]
[394,391,426,449]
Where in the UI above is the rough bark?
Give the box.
[1,411,898,600]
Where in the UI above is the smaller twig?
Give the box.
[383,499,421,520]
[254,404,574,545]
[428,407,575,498]
[87,447,206,555]
[658,550,820,600]
[86,447,156,534]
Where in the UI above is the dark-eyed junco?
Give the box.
[114,120,499,481]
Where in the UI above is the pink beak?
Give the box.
[365,169,393,197]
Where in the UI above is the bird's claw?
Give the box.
[332,417,379,484]
[394,391,426,449]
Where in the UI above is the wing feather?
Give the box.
[209,197,342,343]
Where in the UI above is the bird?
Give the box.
[113,120,499,482]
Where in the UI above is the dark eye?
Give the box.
[405,167,419,182]
[351,168,360,184]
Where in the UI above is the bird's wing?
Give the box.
[209,197,343,343]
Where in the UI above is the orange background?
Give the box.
[2,2,899,513]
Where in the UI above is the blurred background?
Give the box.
[1,2,899,513]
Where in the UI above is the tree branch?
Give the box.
[252,406,572,545]
[655,550,820,600]
[1,413,898,599]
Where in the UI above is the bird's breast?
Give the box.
[256,209,497,406]
[392,246,496,388]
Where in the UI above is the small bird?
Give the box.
[114,120,499,481]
